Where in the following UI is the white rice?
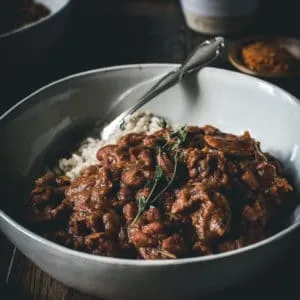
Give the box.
[57,111,168,179]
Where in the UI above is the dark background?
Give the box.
[1,0,300,299]
[1,0,300,114]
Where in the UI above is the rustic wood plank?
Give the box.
[8,250,66,300]
[0,234,15,282]
[6,250,88,300]
[0,235,19,298]
[6,248,104,299]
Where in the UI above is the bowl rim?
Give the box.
[1,63,300,266]
[0,0,71,39]
[228,35,300,78]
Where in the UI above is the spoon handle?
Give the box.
[124,36,225,118]
[99,37,225,140]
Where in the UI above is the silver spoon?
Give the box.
[99,36,225,141]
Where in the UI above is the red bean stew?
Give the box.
[25,125,295,259]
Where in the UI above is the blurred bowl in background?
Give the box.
[179,0,259,35]
[0,0,72,68]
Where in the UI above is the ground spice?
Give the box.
[0,0,50,35]
[241,41,299,75]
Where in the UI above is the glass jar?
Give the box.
[179,0,259,35]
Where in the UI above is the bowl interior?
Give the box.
[1,65,300,226]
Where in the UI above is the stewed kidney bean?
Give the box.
[25,125,295,259]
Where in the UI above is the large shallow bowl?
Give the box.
[0,0,71,67]
[1,65,300,300]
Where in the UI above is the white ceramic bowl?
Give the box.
[179,0,259,35]
[0,65,300,300]
[0,0,71,67]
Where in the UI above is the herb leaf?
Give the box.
[180,125,188,142]
[176,125,188,144]
[155,165,164,180]
[119,120,126,131]
[133,196,148,225]
[158,118,168,129]
[178,151,185,161]
[145,179,153,189]
[150,153,178,205]
[170,125,188,150]
[137,196,147,211]
[132,124,188,224]
[132,166,164,224]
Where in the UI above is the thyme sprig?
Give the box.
[132,125,187,224]
[132,165,164,224]
[119,120,126,131]
[158,117,168,129]
[170,125,188,147]
[149,153,178,205]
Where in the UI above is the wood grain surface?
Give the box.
[1,0,300,299]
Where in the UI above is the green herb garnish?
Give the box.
[155,164,164,179]
[119,120,126,131]
[178,151,185,161]
[149,153,178,205]
[132,125,188,224]
[158,118,168,129]
[144,179,153,189]
[132,165,164,224]
[170,125,188,146]
[137,196,147,212]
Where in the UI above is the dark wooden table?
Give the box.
[1,1,300,299]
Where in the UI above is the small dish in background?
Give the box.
[0,0,71,68]
[228,36,300,78]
